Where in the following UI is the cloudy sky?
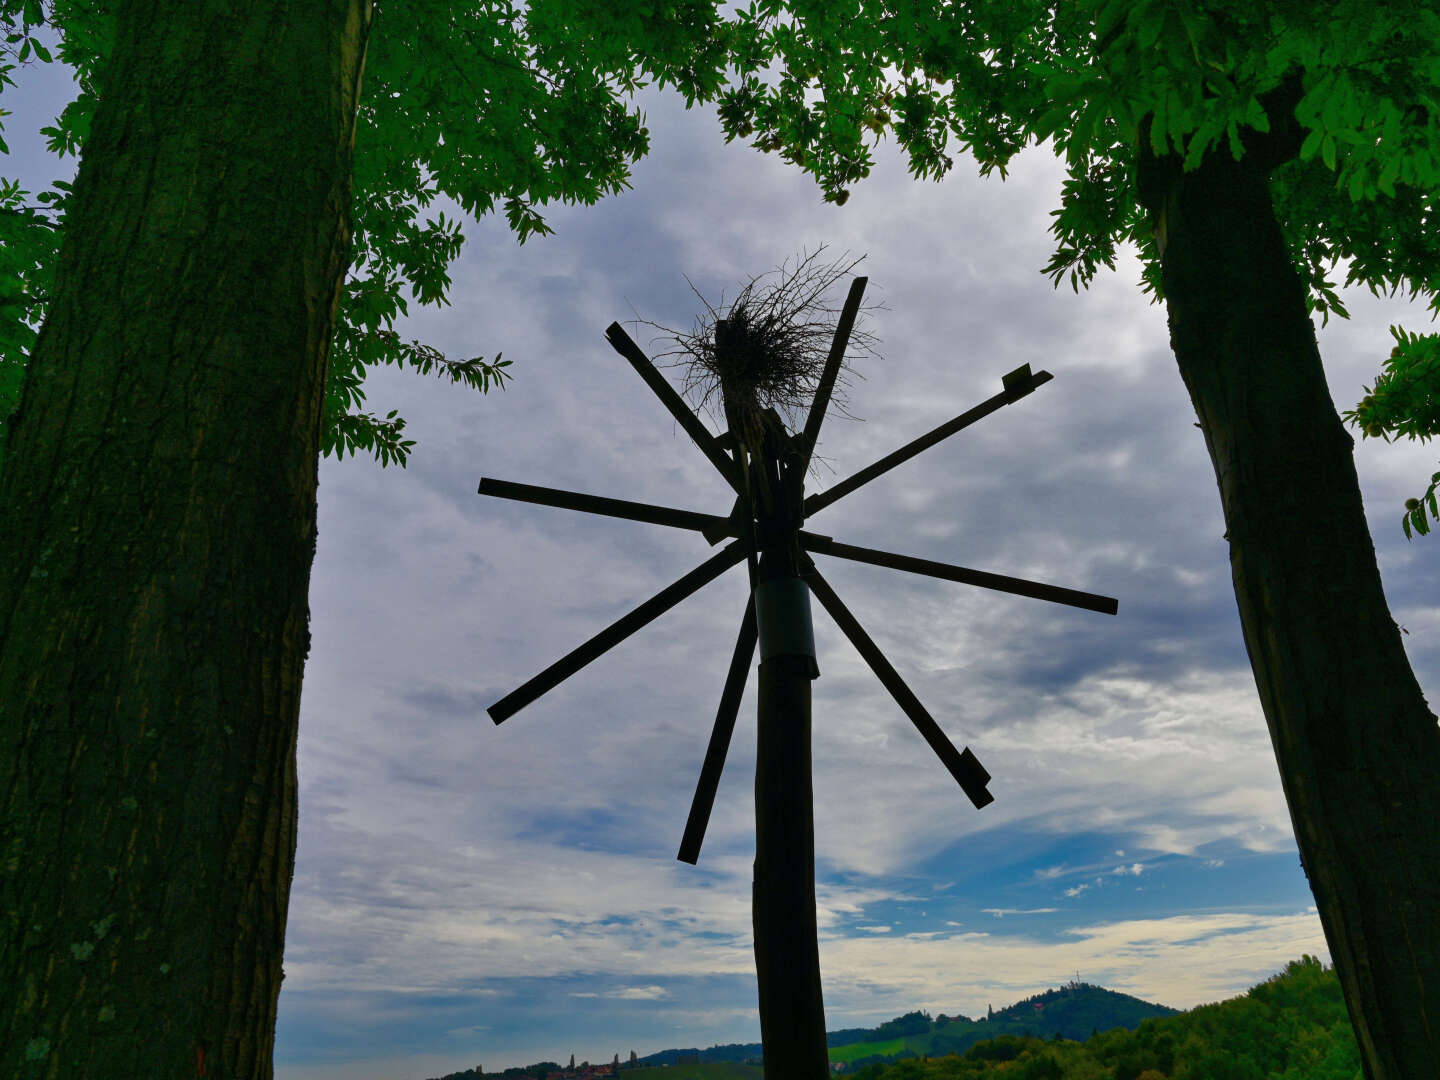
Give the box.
[7,31,1439,1080]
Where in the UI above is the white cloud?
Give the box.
[819,910,1330,1020]
[614,986,669,1001]
[981,908,1060,918]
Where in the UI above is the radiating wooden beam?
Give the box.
[802,536,1118,616]
[678,598,758,864]
[479,477,734,537]
[605,322,741,492]
[489,540,748,724]
[802,560,993,809]
[799,276,867,474]
[702,494,746,546]
[804,367,1053,518]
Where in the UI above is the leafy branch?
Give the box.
[1345,325,1440,538]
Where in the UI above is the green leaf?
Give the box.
[1321,133,1336,171]
[1244,96,1270,134]
[1149,97,1169,156]
[1377,156,1400,198]
[1348,169,1365,201]
[1135,4,1165,51]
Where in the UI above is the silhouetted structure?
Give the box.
[480,273,1117,1077]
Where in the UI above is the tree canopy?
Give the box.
[0,0,730,467]
[710,0,1440,533]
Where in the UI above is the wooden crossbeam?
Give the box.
[604,323,742,493]
[678,597,758,864]
[802,560,993,809]
[802,536,1118,616]
[489,540,748,724]
[479,477,733,537]
[702,494,746,546]
[799,276,868,475]
[804,366,1053,518]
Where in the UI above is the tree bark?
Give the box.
[1138,124,1440,1079]
[0,3,372,1077]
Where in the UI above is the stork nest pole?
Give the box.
[650,251,881,1075]
[477,248,1120,1080]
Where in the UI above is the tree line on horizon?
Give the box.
[424,958,1347,1080]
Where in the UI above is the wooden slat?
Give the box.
[802,560,993,809]
[804,369,1053,518]
[479,477,733,537]
[799,276,867,474]
[677,598,758,864]
[488,540,748,724]
[604,322,741,492]
[803,536,1118,616]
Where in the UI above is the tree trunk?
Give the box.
[0,3,372,1077]
[1139,128,1440,1079]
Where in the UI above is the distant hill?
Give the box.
[989,981,1180,1041]
[631,981,1176,1069]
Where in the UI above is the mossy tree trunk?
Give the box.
[0,2,372,1077]
[1138,104,1440,1080]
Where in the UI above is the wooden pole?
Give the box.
[747,414,829,1079]
[753,652,827,1079]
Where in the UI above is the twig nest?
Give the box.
[636,247,882,462]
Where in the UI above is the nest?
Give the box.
[636,248,882,466]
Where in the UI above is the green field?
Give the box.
[626,1065,762,1080]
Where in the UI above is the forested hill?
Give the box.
[840,955,1360,1079]
[630,981,1176,1067]
[987,981,1180,1040]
